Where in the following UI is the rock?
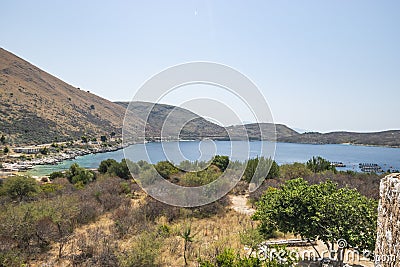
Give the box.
[375,173,400,266]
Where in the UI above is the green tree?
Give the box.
[98,159,118,174]
[98,159,131,179]
[306,156,335,173]
[243,157,279,183]
[65,163,95,185]
[211,155,229,171]
[3,146,9,154]
[100,135,107,142]
[0,175,39,202]
[253,178,378,265]
[108,159,130,179]
[154,161,179,179]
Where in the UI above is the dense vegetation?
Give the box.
[253,178,377,265]
[0,155,381,266]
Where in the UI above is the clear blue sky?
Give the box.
[1,1,399,132]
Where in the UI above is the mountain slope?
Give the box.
[0,48,145,145]
[116,101,228,140]
[115,101,298,141]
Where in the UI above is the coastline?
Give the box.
[2,139,400,178]
[0,143,130,175]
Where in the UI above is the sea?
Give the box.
[27,141,400,177]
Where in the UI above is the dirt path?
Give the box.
[229,194,256,216]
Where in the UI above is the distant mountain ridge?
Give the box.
[280,130,400,147]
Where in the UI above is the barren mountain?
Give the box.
[0,48,145,145]
[116,101,298,141]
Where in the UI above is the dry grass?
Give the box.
[158,209,256,266]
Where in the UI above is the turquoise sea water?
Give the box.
[27,141,400,176]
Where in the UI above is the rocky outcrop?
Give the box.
[375,173,400,266]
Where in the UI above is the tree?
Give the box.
[253,178,378,265]
[108,159,130,179]
[100,135,107,142]
[243,157,279,183]
[0,175,39,202]
[98,159,118,174]
[306,156,335,173]
[3,146,9,154]
[65,163,95,185]
[211,155,229,171]
[154,161,179,179]
[98,159,131,179]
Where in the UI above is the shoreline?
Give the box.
[1,143,130,175]
[2,139,400,177]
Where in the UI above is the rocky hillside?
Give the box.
[0,48,145,145]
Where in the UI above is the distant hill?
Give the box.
[116,101,228,140]
[280,131,400,147]
[0,48,145,145]
[227,123,299,141]
[115,101,298,141]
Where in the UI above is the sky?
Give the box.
[1,0,399,132]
